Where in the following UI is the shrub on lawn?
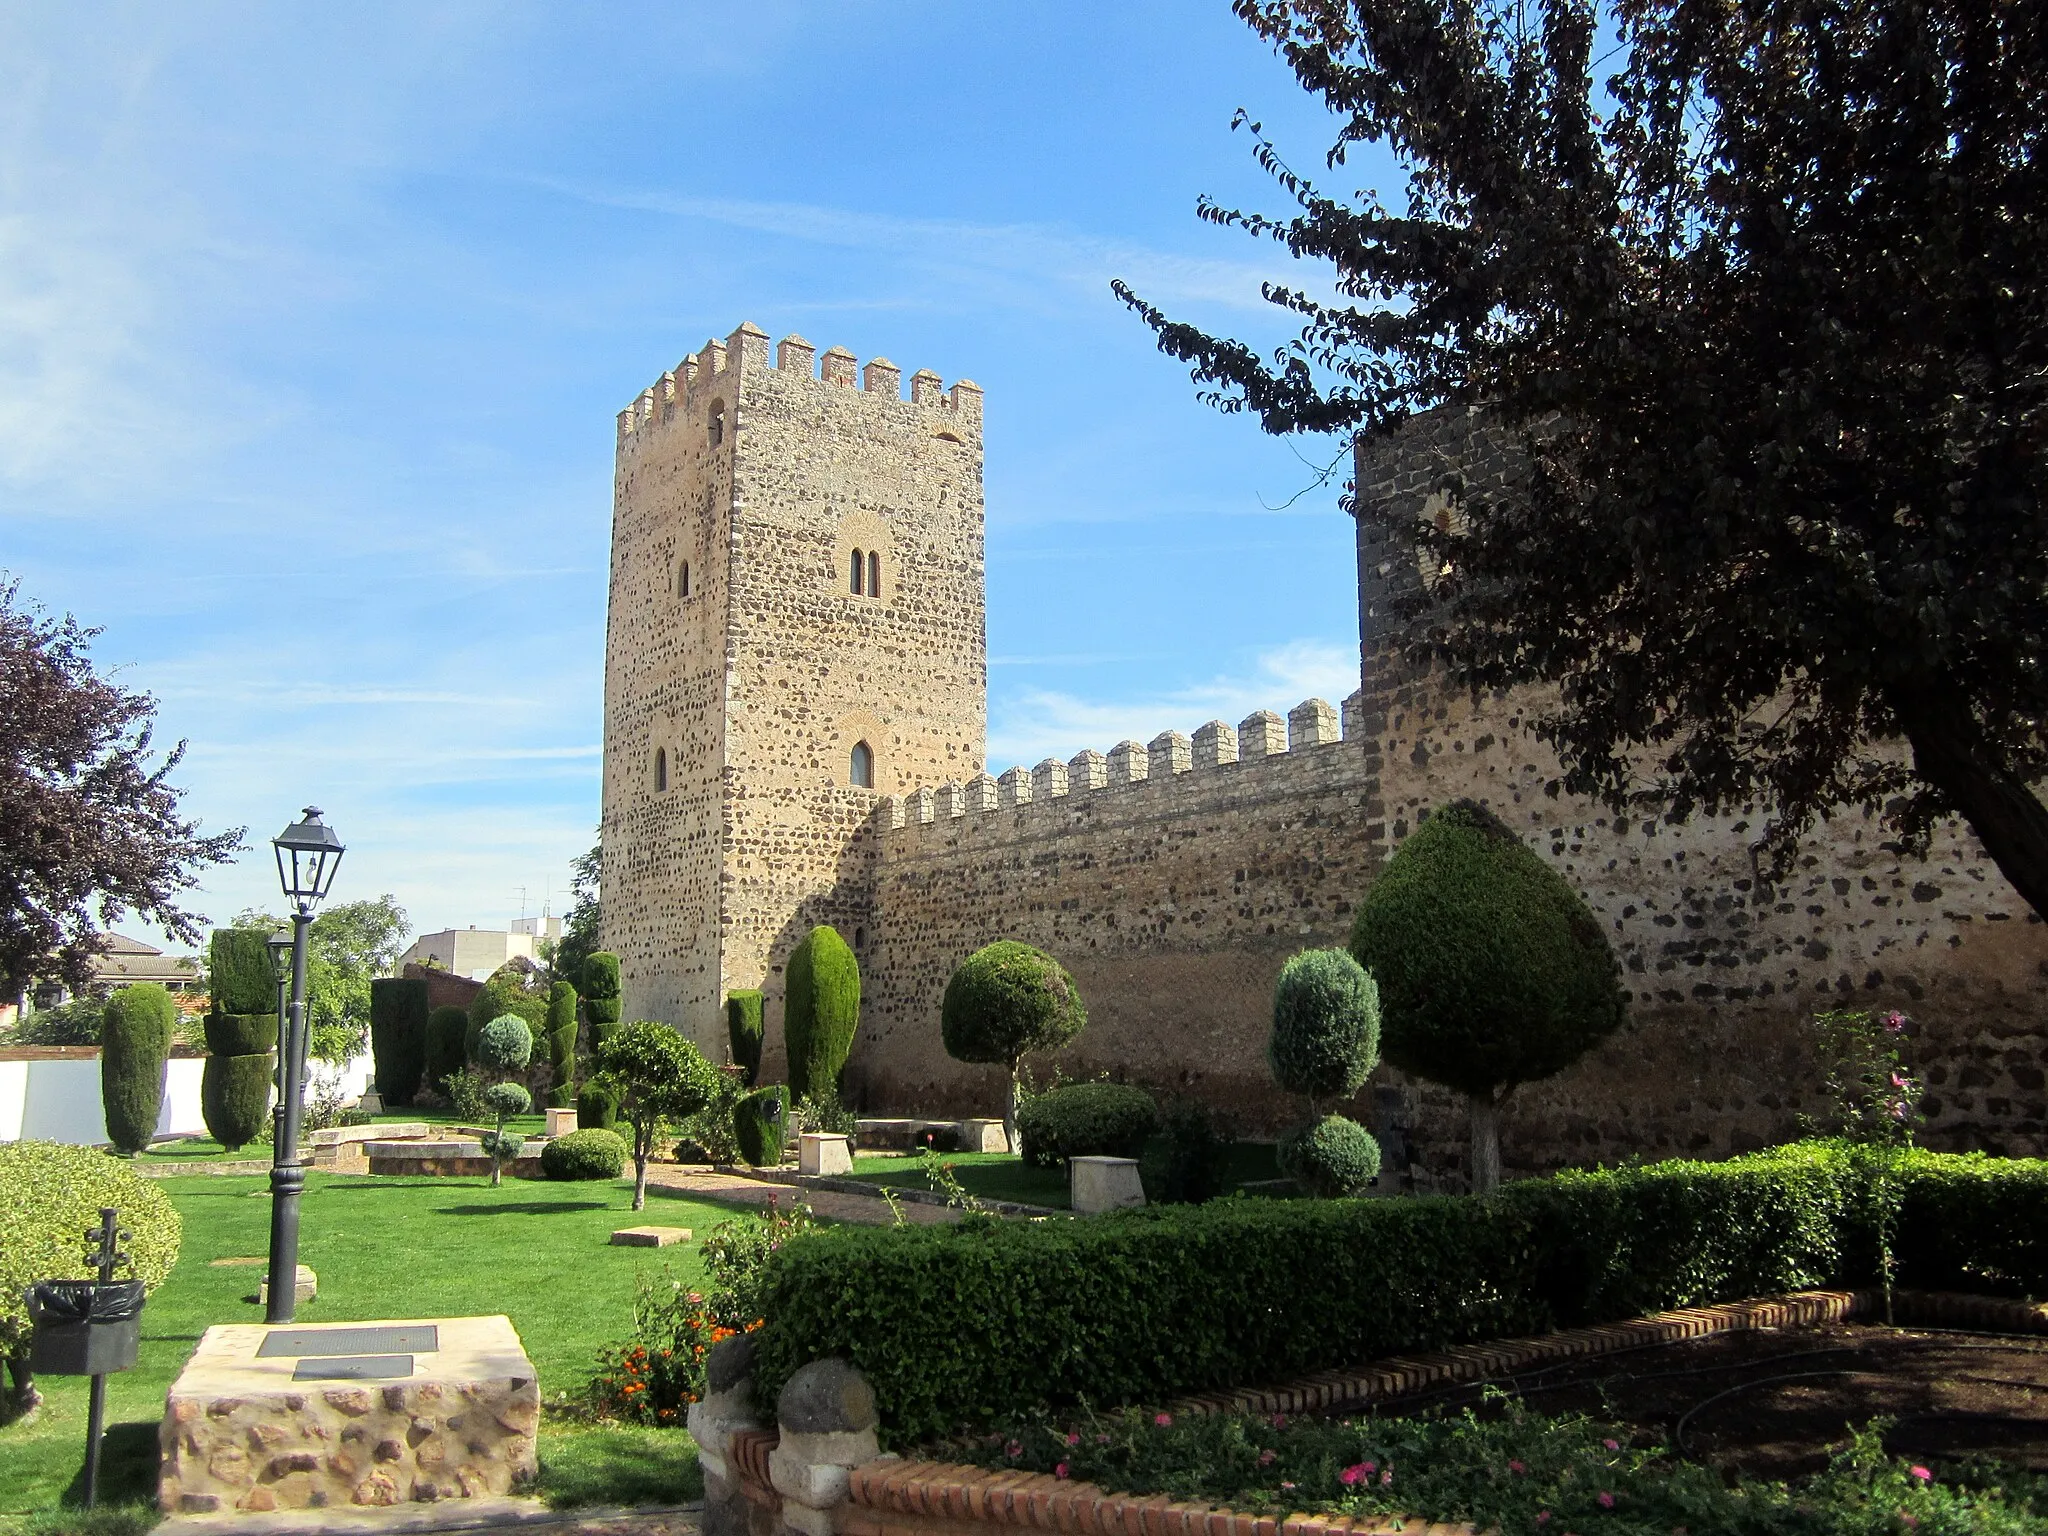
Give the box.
[1017,1082,1158,1168]
[1269,948,1380,1105]
[544,980,579,1108]
[595,1021,720,1209]
[750,1140,2048,1443]
[542,1126,628,1180]
[1280,1113,1383,1198]
[734,1084,790,1168]
[208,927,277,1014]
[1351,799,1626,1192]
[466,964,549,1061]
[368,976,429,1106]
[784,926,859,1103]
[425,1004,468,1094]
[1,1141,182,1416]
[726,989,765,1086]
[578,1083,619,1130]
[101,983,177,1154]
[942,941,1087,1145]
[200,928,278,1152]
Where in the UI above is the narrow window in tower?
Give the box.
[708,402,726,446]
[655,747,668,793]
[850,549,865,595]
[850,741,874,789]
[677,561,691,599]
[868,550,881,599]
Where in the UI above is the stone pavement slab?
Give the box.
[156,1496,700,1535]
[638,1166,959,1225]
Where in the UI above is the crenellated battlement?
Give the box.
[878,690,1367,846]
[616,320,983,447]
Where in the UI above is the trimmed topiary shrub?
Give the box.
[481,1078,532,1186]
[477,1013,535,1074]
[1352,799,1627,1192]
[581,951,622,1027]
[785,926,859,1103]
[942,941,1088,1145]
[726,989,765,1087]
[208,927,277,1014]
[466,966,548,1061]
[0,1141,182,1414]
[1017,1082,1159,1168]
[425,1004,468,1096]
[734,1084,790,1168]
[200,1052,274,1152]
[1269,949,1380,1107]
[577,1084,618,1130]
[100,984,177,1154]
[202,1012,278,1055]
[594,1021,721,1208]
[544,980,579,1109]
[368,977,429,1107]
[541,1126,628,1181]
[1279,1114,1383,1198]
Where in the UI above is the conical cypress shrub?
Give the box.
[726,990,765,1086]
[544,980,579,1108]
[201,928,277,1152]
[785,926,859,1102]
[101,984,177,1154]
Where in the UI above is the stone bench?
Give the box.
[365,1138,548,1179]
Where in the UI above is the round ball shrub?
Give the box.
[476,1014,534,1073]
[1016,1082,1158,1168]
[577,1083,618,1130]
[941,942,1088,1070]
[733,1084,790,1167]
[201,1051,275,1151]
[726,990,765,1087]
[0,1142,181,1373]
[202,1012,278,1056]
[1278,1114,1382,1198]
[425,1004,468,1094]
[481,1130,525,1163]
[785,926,860,1103]
[484,1080,532,1119]
[542,1126,628,1181]
[101,983,177,1154]
[1269,948,1380,1104]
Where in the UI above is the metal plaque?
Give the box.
[258,1325,439,1359]
[291,1354,414,1381]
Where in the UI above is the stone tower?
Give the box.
[600,321,987,1054]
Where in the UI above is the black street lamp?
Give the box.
[264,807,344,1325]
[267,929,292,1146]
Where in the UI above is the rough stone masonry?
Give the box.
[602,326,2048,1187]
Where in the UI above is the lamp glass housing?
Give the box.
[272,807,344,913]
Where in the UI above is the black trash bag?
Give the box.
[25,1279,146,1325]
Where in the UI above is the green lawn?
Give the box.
[0,1172,735,1533]
[846,1142,1286,1209]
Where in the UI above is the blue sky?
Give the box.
[2,3,1384,951]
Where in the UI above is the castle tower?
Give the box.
[600,322,987,1053]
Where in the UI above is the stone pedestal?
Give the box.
[769,1358,880,1536]
[688,1335,762,1536]
[355,1090,384,1116]
[798,1132,853,1177]
[955,1117,1009,1153]
[255,1265,318,1308]
[159,1315,538,1514]
[544,1107,579,1137]
[1070,1155,1145,1214]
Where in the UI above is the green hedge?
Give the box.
[785,926,859,1102]
[208,927,278,1014]
[201,1052,274,1151]
[1017,1082,1159,1167]
[369,977,430,1106]
[100,984,177,1154]
[544,980,579,1109]
[751,1142,2047,1443]
[425,1005,468,1094]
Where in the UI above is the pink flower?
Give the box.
[1004,1441,1022,1460]
[1380,1469,1393,1486]
[1909,1466,1933,1483]
[1154,1413,1173,1427]
[1535,1514,1551,1527]
[1280,1482,1296,1492]
[1900,1516,1920,1530]
[1597,1492,1615,1509]
[1054,1463,1070,1481]
[1508,1460,1526,1475]
[1884,1012,1906,1032]
[1339,1464,1369,1487]
[1258,1450,1277,1468]
[1066,1433,1081,1446]
[1271,1413,1288,1428]
[1603,1438,1620,1451]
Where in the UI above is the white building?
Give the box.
[395,918,562,981]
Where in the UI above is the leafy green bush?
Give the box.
[726,989,764,1086]
[785,926,859,1102]
[751,1140,2045,1443]
[1351,799,1626,1191]
[701,1198,818,1331]
[445,1067,491,1124]
[466,966,548,1060]
[1280,1114,1382,1197]
[0,1142,182,1403]
[594,1021,720,1208]
[100,984,176,1154]
[542,1126,628,1180]
[202,1012,278,1055]
[368,977,429,1106]
[942,941,1088,1137]
[1269,948,1379,1105]
[577,1083,618,1130]
[476,1014,534,1073]
[200,1052,274,1151]
[581,951,622,1026]
[734,1084,790,1167]
[208,928,278,1014]
[425,1004,467,1095]
[1017,1081,1158,1167]
[12,993,107,1045]
[544,980,579,1108]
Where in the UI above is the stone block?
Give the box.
[158,1315,538,1514]
[544,1107,578,1137]
[954,1118,1009,1153]
[354,1090,384,1115]
[798,1132,853,1177]
[255,1265,317,1308]
[611,1226,693,1248]
[1070,1156,1146,1214]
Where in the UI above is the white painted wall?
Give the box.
[0,1050,376,1146]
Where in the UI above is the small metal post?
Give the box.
[264,910,314,1324]
[81,1206,127,1509]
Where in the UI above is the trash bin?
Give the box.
[25,1280,145,1377]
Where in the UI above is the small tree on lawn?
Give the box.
[1352,800,1626,1194]
[1269,948,1382,1197]
[596,1021,720,1210]
[475,1013,533,1188]
[940,941,1087,1151]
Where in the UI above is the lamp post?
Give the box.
[264,807,344,1326]
[267,929,292,1148]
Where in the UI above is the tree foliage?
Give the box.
[234,894,410,1063]
[0,580,242,1000]
[101,983,177,1154]
[1119,0,2048,915]
[596,1021,719,1208]
[1269,947,1380,1106]
[552,836,602,987]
